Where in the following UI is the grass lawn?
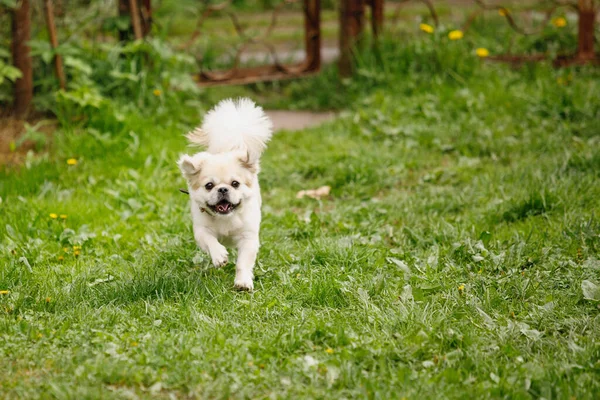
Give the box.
[1,29,600,399]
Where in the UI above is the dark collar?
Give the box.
[179,188,215,216]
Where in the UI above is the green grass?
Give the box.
[2,31,600,399]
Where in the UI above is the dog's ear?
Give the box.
[238,151,257,174]
[178,154,202,181]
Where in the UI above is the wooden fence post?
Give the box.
[129,0,143,40]
[305,0,321,71]
[11,0,33,117]
[577,0,595,61]
[141,0,152,36]
[339,0,366,77]
[369,0,384,38]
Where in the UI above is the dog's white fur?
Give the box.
[178,98,273,290]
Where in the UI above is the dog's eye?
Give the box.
[205,182,214,191]
[231,181,240,188]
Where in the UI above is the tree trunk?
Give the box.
[44,0,66,90]
[12,0,33,118]
[118,0,150,40]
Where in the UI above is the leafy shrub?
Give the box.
[27,37,202,128]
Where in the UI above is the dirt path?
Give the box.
[0,117,57,166]
[266,110,336,131]
[238,46,339,64]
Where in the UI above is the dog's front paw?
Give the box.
[210,245,228,268]
[234,272,254,291]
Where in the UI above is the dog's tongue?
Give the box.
[217,203,230,213]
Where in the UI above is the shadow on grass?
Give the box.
[64,255,239,309]
[500,191,559,224]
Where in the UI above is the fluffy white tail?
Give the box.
[186,98,273,161]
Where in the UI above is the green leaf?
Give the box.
[0,60,23,83]
[479,230,492,243]
[27,39,53,64]
[0,0,17,8]
[109,70,140,82]
[4,65,22,82]
[65,57,93,76]
[582,280,600,301]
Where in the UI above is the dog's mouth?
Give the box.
[208,199,240,215]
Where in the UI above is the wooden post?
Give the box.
[577,0,595,61]
[140,0,152,36]
[43,0,66,90]
[118,0,129,41]
[369,0,384,38]
[129,0,143,40]
[11,0,33,117]
[339,0,366,77]
[118,0,147,40]
[305,0,321,71]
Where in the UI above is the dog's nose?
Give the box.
[218,187,228,194]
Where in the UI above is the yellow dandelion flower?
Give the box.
[296,273,301,278]
[74,250,81,257]
[63,247,69,253]
[49,213,58,219]
[448,30,464,40]
[498,8,509,17]
[45,297,51,303]
[60,214,67,219]
[73,246,81,251]
[476,48,490,58]
[131,342,138,347]
[552,17,567,28]
[67,158,78,165]
[58,256,64,261]
[325,348,334,354]
[419,23,434,34]
[37,333,43,338]
[458,284,465,292]
[0,290,10,295]
[153,89,162,96]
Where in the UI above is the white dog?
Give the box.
[178,98,273,290]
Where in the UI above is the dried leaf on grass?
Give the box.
[296,185,331,199]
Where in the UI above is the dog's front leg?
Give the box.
[234,237,259,291]
[194,227,228,267]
